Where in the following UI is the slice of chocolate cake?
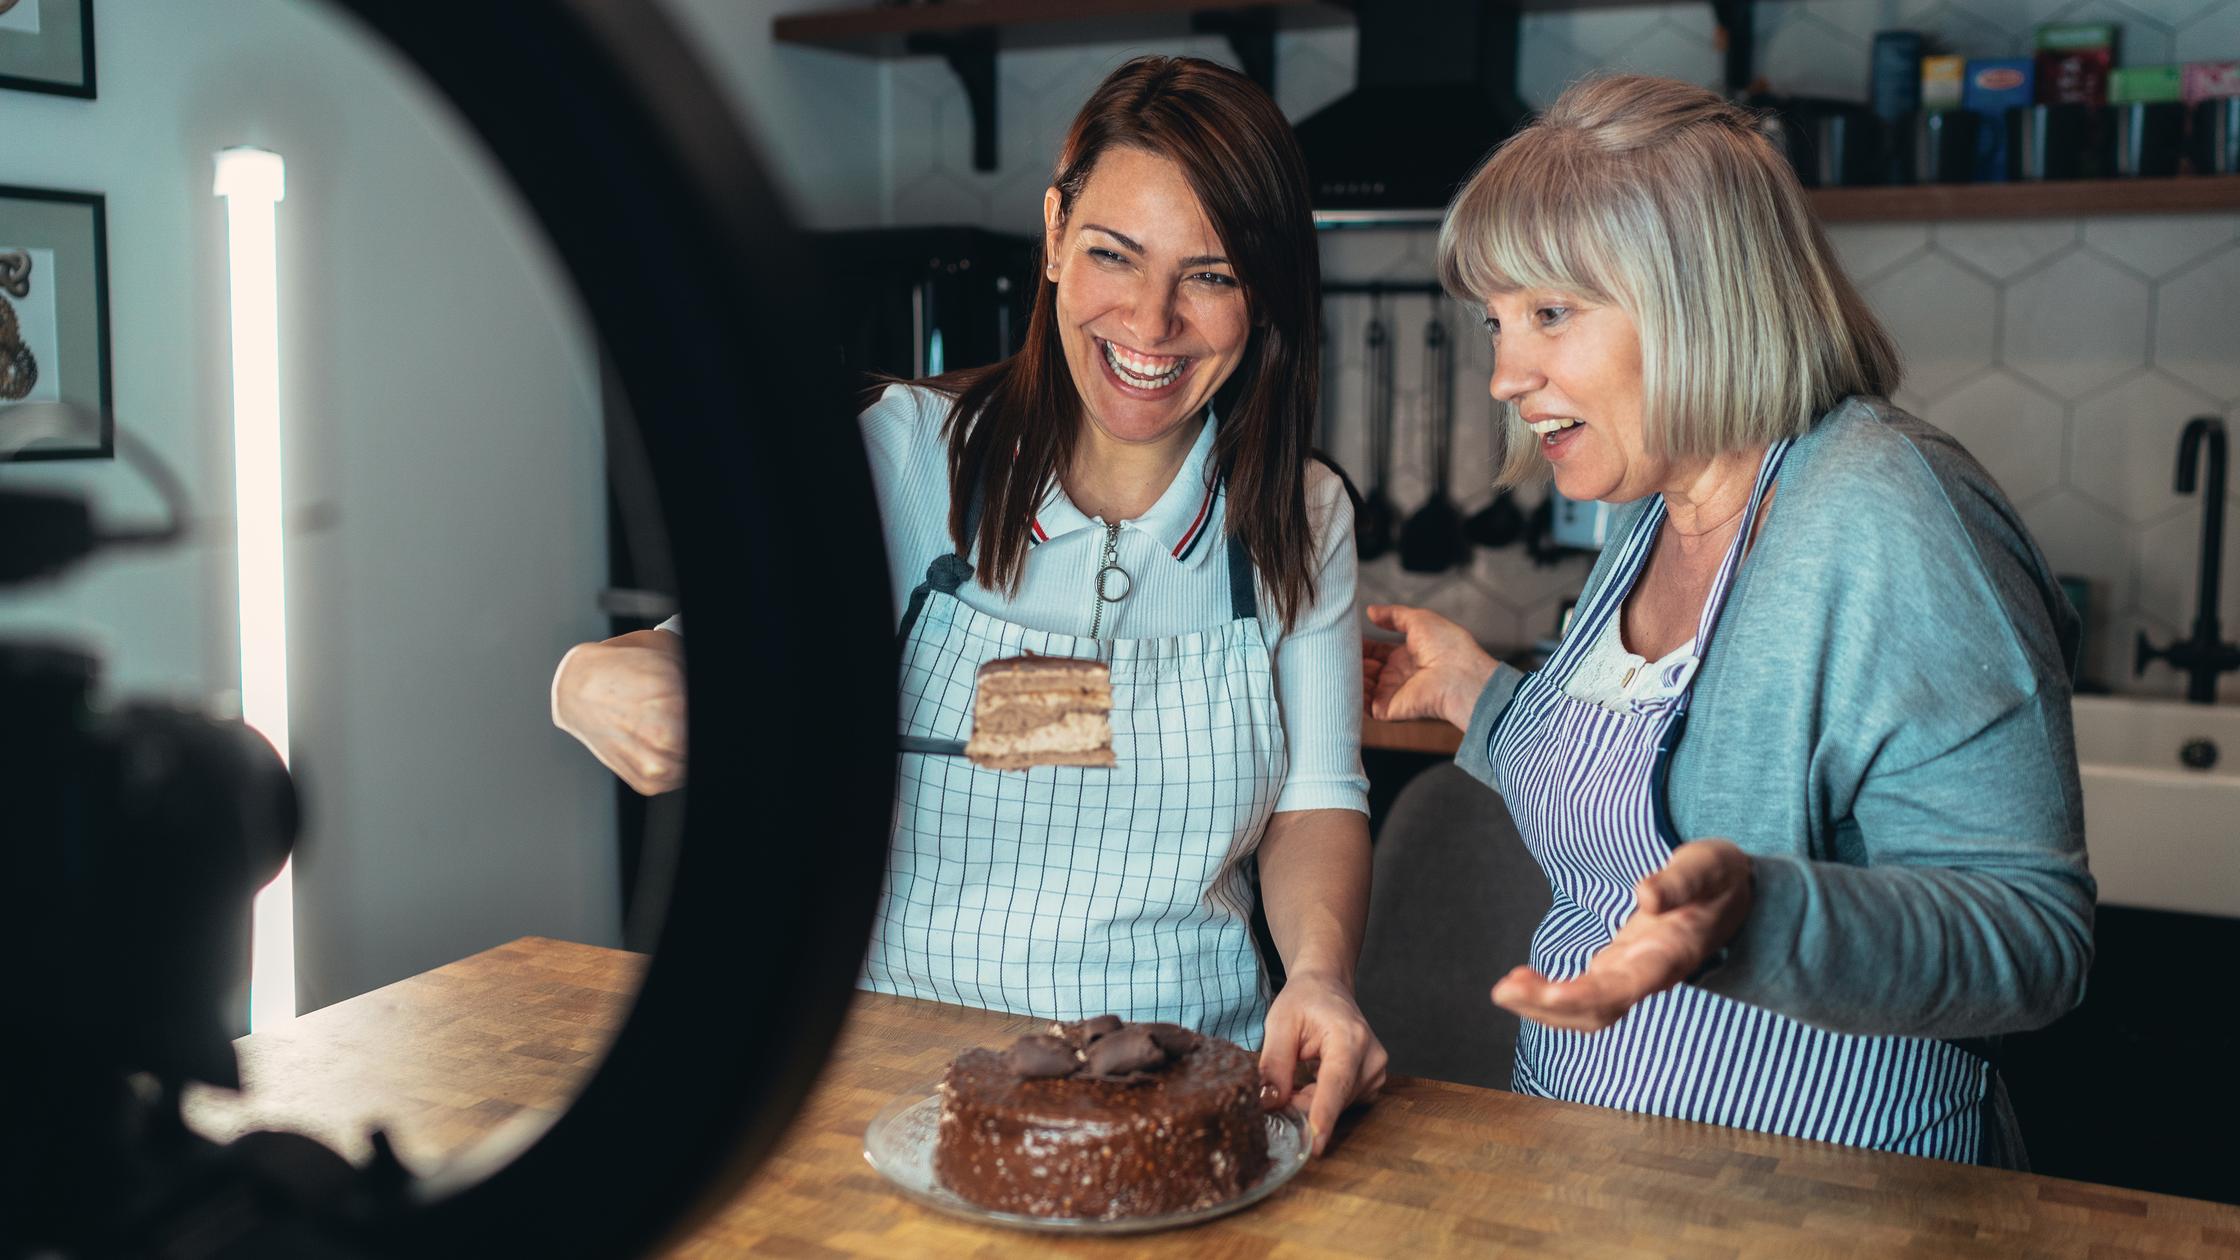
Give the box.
[963,655,1115,770]
[933,1016,1271,1219]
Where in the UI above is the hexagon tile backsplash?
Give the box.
[879,0,2240,701]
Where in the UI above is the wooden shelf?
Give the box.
[1810,176,2240,223]
[773,0,1351,58]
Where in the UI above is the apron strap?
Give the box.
[1677,436,1792,699]
[1225,532,1257,622]
[896,483,986,643]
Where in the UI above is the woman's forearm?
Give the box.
[1257,808,1372,987]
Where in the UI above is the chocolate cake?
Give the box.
[963,654,1115,770]
[933,1015,1270,1219]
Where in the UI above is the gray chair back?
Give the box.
[1356,764,1550,1090]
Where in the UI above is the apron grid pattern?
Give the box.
[867,525,1284,1049]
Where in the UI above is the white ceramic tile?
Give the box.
[1417,577,1526,649]
[1932,219,2078,280]
[1828,223,1933,284]
[2068,370,2223,521]
[1793,0,1919,45]
[1517,30,1601,112]
[1920,370,2068,502]
[2164,0,2232,26]
[1274,36,1353,123]
[1657,3,1722,45]
[2153,244,2240,401]
[2134,511,2240,646]
[1556,7,1673,60]
[1317,230,1434,285]
[2021,490,2134,631]
[2082,215,2239,280]
[2176,0,2240,60]
[1864,251,2000,400]
[890,170,989,227]
[1941,0,2053,35]
[1760,11,1871,99]
[1470,530,1601,616]
[1358,553,1462,609]
[1905,1,2025,55]
[2001,251,2152,399]
[886,69,949,191]
[1600,25,1725,89]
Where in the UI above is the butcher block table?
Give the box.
[186,937,2240,1258]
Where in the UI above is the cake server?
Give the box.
[897,736,968,757]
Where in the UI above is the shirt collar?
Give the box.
[1029,411,1224,567]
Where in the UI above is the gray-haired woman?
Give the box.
[1365,75,2091,1166]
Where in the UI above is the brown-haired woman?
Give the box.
[554,56,1385,1151]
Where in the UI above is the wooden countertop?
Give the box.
[187,937,2240,1257]
[1362,717,1464,757]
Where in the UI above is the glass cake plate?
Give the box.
[862,1092,1310,1235]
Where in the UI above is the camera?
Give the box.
[1,463,300,1253]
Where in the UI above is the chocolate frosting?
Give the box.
[1004,1034,1080,1079]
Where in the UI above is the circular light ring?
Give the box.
[322,5,896,1256]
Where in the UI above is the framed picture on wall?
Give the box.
[1,184,112,460]
[0,0,95,99]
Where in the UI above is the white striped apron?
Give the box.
[1491,440,1993,1162]
[861,490,1283,1048]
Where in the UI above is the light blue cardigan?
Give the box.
[1456,396,2094,1042]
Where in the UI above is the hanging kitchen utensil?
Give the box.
[1354,295,1396,560]
[1400,312,1468,572]
[1466,487,1524,548]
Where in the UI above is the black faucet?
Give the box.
[2136,416,2239,703]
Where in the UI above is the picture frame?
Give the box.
[0,0,95,99]
[1,183,112,460]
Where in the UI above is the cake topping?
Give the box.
[1078,1014,1124,1041]
[1141,1022,1199,1057]
[1005,1034,1082,1078]
[1000,1015,1191,1083]
[1082,1025,1167,1078]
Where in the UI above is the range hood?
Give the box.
[1295,0,1527,227]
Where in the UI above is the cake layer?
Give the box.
[966,655,1114,771]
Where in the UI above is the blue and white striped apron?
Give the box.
[1491,439,1993,1162]
[862,494,1282,1048]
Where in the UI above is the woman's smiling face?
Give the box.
[1044,146,1252,449]
[1482,287,1661,504]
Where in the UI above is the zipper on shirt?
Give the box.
[1089,520,1123,640]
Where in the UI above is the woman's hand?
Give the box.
[1259,972,1389,1157]
[1491,839,1753,1031]
[552,631,688,795]
[1362,604,1499,731]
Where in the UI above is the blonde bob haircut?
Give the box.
[1437,74,1901,487]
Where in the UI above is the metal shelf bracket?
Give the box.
[907,26,999,171]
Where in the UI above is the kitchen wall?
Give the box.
[0,0,884,1012]
[870,0,2240,701]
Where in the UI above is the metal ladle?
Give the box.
[1400,313,1468,572]
[1354,296,1396,560]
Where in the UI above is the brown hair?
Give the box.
[1437,75,1901,486]
[927,56,1323,628]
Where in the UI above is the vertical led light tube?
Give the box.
[215,147,295,1030]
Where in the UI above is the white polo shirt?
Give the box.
[664,383,1367,816]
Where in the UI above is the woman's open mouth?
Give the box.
[1097,337,1189,396]
[1528,415,1583,459]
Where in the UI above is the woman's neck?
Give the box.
[1659,446,1765,549]
[1063,411,1206,523]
